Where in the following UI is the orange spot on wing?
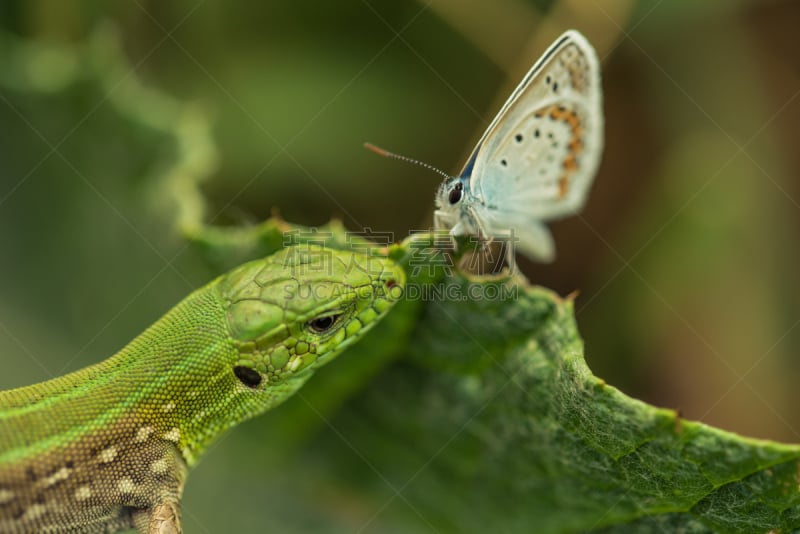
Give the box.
[558,175,569,198]
[537,104,585,187]
[566,111,580,129]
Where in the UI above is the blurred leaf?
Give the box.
[0,25,219,389]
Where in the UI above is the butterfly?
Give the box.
[367,30,603,267]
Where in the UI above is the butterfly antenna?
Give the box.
[364,142,452,181]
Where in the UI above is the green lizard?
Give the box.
[0,245,405,533]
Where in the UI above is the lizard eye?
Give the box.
[307,314,340,334]
[233,366,262,388]
[448,182,463,205]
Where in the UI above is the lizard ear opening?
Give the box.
[233,366,262,388]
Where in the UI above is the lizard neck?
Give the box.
[0,277,311,531]
[0,281,245,469]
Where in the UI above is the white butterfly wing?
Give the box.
[464,30,603,223]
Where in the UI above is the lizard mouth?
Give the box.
[290,365,315,380]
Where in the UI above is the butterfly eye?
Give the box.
[448,182,463,205]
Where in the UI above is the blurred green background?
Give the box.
[1,0,799,530]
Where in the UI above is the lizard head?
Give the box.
[219,245,405,394]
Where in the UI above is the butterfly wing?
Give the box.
[464,30,603,223]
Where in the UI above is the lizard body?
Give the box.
[0,246,404,533]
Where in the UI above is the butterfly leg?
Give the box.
[464,205,517,273]
[435,207,463,256]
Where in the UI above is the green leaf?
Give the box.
[316,279,800,532]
